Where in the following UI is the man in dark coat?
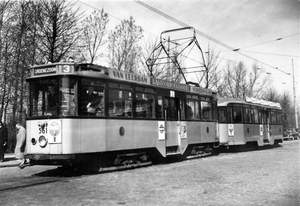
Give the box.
[0,121,8,162]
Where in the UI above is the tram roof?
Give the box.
[27,62,216,97]
[217,97,281,109]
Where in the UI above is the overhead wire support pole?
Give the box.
[292,59,298,129]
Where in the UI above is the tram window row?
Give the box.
[29,76,218,122]
[218,104,282,124]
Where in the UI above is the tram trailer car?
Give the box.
[218,97,283,149]
[25,62,219,171]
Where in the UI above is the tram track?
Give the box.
[0,143,287,193]
[0,177,61,192]
[0,167,89,193]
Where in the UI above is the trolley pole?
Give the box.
[292,59,298,129]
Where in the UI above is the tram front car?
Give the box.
[25,62,219,170]
[26,63,81,167]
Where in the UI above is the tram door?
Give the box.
[164,97,181,149]
[261,110,270,141]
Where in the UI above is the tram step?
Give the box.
[117,152,146,157]
[166,146,181,156]
[166,152,182,156]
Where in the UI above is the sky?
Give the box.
[75,0,299,100]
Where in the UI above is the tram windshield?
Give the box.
[29,77,77,117]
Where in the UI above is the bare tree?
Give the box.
[261,87,281,102]
[11,0,31,125]
[246,63,269,98]
[218,60,271,99]
[280,91,293,129]
[0,0,39,151]
[108,16,143,72]
[0,0,13,121]
[77,9,109,64]
[36,0,82,63]
[219,61,247,99]
[201,44,222,90]
[140,36,159,76]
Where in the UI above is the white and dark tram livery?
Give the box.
[218,97,283,148]
[26,62,219,170]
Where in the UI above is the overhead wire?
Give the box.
[133,0,293,76]
[77,0,158,37]
[239,50,299,58]
[232,33,299,51]
[78,0,297,79]
[78,0,122,21]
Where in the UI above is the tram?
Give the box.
[218,97,283,149]
[25,62,219,171]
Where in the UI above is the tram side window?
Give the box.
[180,99,186,120]
[108,88,132,117]
[233,106,242,123]
[31,88,44,117]
[201,101,212,120]
[218,107,227,123]
[135,92,155,118]
[157,96,164,119]
[164,98,177,120]
[212,100,218,121]
[271,111,277,124]
[80,79,105,116]
[251,108,259,123]
[227,106,233,123]
[61,77,76,116]
[277,111,282,124]
[186,100,199,120]
[30,78,61,117]
[243,107,251,123]
[257,110,261,123]
[195,101,200,119]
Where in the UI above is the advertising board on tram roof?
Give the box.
[109,69,149,85]
[190,85,212,95]
[150,78,190,92]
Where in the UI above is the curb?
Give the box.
[0,160,20,168]
[0,154,21,168]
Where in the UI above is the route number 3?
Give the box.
[62,65,71,73]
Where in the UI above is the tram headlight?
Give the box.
[39,135,48,148]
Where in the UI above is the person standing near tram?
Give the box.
[15,122,26,161]
[0,121,8,162]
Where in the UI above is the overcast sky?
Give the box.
[76,0,299,97]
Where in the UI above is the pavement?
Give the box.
[0,153,22,168]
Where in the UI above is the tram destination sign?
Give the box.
[34,66,57,75]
